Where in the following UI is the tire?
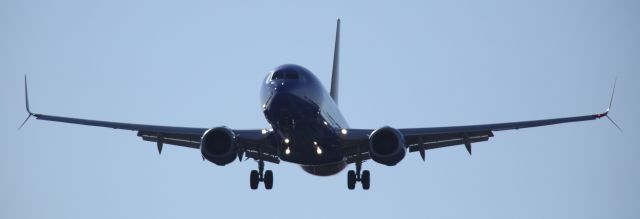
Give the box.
[264,170,273,190]
[347,170,356,190]
[361,170,370,190]
[250,170,259,190]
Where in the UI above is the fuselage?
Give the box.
[260,64,348,176]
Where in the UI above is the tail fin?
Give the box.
[330,18,340,104]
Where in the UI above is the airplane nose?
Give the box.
[272,80,300,95]
[265,87,289,109]
[264,79,305,111]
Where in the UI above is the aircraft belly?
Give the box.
[300,162,347,176]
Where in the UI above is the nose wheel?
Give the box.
[250,160,273,190]
[347,161,370,190]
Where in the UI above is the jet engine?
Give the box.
[368,126,407,166]
[200,127,237,166]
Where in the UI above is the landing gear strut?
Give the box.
[347,160,370,190]
[250,160,273,190]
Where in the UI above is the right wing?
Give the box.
[20,76,280,163]
[33,113,207,148]
[32,114,280,163]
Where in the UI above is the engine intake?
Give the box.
[200,127,237,166]
[369,126,406,166]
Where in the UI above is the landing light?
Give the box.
[284,138,290,144]
[285,147,291,155]
[341,129,348,135]
[261,129,268,135]
[316,147,323,155]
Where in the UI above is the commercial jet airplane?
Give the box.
[20,19,620,190]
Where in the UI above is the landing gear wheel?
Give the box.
[264,170,273,190]
[347,170,356,190]
[249,159,273,190]
[347,160,371,190]
[361,170,370,190]
[250,170,259,190]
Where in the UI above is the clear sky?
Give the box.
[1,0,639,218]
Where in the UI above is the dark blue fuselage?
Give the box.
[260,64,348,176]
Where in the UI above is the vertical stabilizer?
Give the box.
[330,18,340,104]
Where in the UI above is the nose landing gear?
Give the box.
[347,160,370,190]
[250,160,273,190]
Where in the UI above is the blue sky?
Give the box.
[1,0,639,218]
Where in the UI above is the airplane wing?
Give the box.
[33,114,207,148]
[19,77,280,163]
[341,79,620,163]
[400,113,610,154]
[30,114,279,163]
[341,112,615,163]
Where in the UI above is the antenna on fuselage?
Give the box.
[329,18,340,104]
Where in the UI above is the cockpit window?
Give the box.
[285,72,298,79]
[271,70,299,80]
[272,72,285,80]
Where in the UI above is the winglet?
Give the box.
[596,77,622,132]
[19,75,34,130]
[608,76,617,112]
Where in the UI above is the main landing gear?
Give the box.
[347,160,370,190]
[250,160,273,190]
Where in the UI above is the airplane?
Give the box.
[20,19,620,190]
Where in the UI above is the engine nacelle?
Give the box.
[200,127,237,166]
[368,126,407,166]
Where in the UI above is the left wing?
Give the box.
[341,112,611,163]
[341,80,619,163]
[400,112,611,155]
